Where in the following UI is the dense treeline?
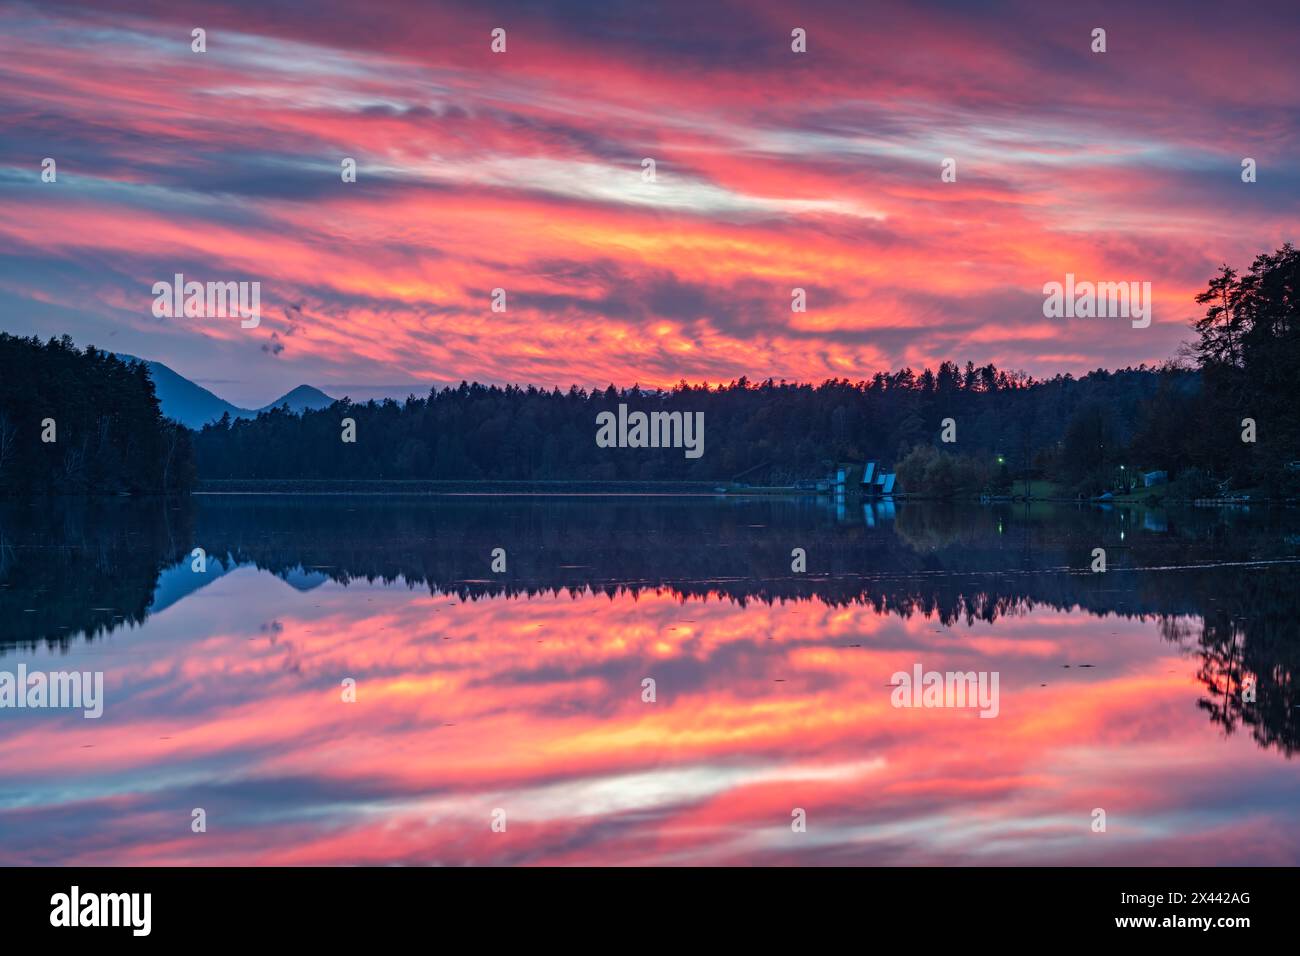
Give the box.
[9,243,1298,496]
[192,363,1185,485]
[193,245,1298,490]
[0,334,195,494]
[1184,243,1300,488]
[896,246,1300,497]
[1036,242,1300,497]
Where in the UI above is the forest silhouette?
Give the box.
[0,243,1296,496]
[190,245,1299,493]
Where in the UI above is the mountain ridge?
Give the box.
[114,353,336,428]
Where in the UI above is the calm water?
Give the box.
[1,494,1298,865]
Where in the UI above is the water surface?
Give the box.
[1,495,1297,865]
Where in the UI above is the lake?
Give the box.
[1,494,1297,865]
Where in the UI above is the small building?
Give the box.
[1142,470,1168,487]
[863,465,897,498]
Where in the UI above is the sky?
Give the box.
[1,0,1298,408]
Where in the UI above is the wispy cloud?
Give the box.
[1,0,1297,403]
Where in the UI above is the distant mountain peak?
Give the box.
[116,353,335,428]
[257,384,335,414]
[279,384,324,398]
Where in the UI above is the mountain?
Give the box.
[115,354,336,428]
[120,355,245,427]
[259,384,334,415]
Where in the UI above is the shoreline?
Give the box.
[188,479,1296,505]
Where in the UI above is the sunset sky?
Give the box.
[2,0,1298,407]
